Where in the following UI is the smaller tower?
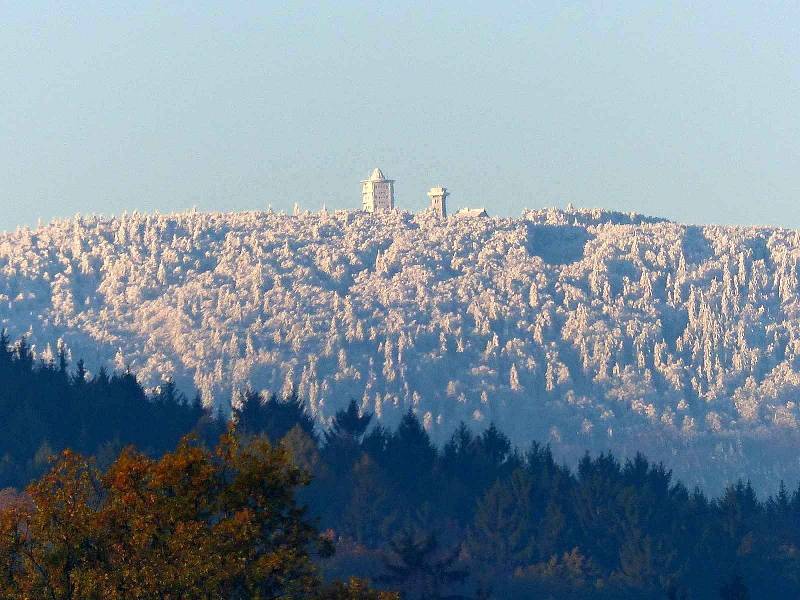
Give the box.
[427,186,449,218]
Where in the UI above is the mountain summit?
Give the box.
[2,206,799,490]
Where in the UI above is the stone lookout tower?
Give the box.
[427,186,449,218]
[361,168,395,213]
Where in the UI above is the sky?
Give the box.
[1,2,799,232]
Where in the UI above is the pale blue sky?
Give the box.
[1,2,799,231]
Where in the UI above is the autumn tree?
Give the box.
[0,432,387,599]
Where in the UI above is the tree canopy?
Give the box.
[0,432,394,600]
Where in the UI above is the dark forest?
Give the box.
[0,332,795,599]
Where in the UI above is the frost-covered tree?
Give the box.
[6,207,800,489]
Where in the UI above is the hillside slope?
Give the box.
[3,207,800,490]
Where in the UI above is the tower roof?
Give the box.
[368,167,386,181]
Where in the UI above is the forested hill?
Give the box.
[3,206,800,490]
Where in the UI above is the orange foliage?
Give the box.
[0,432,388,599]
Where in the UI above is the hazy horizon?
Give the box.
[2,3,799,231]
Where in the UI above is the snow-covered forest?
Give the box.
[3,206,800,490]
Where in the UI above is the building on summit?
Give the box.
[360,168,477,218]
[427,186,448,218]
[361,168,395,213]
[455,207,489,218]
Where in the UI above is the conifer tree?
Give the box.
[380,530,468,600]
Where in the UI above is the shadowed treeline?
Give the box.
[233,393,800,599]
[0,331,221,487]
[2,332,799,598]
